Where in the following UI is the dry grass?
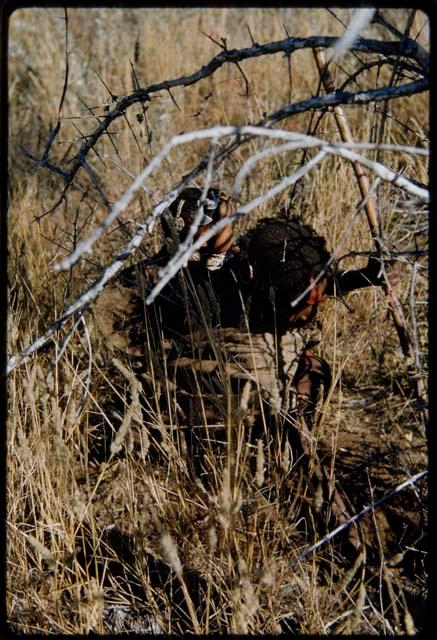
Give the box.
[7,7,428,634]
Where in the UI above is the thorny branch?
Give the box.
[10,20,428,383]
[47,125,427,279]
[372,8,429,72]
[7,126,428,373]
[265,77,427,127]
[22,31,428,206]
[26,78,428,210]
[22,9,71,180]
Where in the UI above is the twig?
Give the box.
[95,69,117,100]
[372,9,429,73]
[338,58,423,92]
[234,61,251,96]
[167,88,181,112]
[79,158,110,207]
[20,145,70,181]
[284,470,427,574]
[246,24,256,47]
[129,57,140,91]
[313,46,428,426]
[78,315,93,413]
[45,312,84,386]
[25,32,428,200]
[43,8,69,162]
[202,31,224,50]
[103,157,151,193]
[24,8,70,179]
[58,8,70,116]
[42,121,62,164]
[338,249,427,262]
[78,96,122,166]
[53,125,428,273]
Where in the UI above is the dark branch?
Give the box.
[24,33,428,205]
[372,9,429,73]
[266,78,428,126]
[20,144,70,181]
[57,8,70,119]
[338,58,423,93]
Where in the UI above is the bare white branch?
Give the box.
[323,144,428,200]
[7,125,428,373]
[53,125,428,273]
[330,9,376,64]
[103,156,151,194]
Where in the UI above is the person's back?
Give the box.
[95,207,393,419]
[93,209,394,549]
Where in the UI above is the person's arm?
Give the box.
[204,194,235,255]
[326,257,400,295]
[294,350,331,418]
[196,194,236,271]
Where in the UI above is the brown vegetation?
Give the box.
[7,8,428,634]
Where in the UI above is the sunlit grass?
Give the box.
[7,7,428,634]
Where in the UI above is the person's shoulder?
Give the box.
[116,248,169,287]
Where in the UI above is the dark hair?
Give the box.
[163,187,221,242]
[168,187,221,220]
[242,216,332,326]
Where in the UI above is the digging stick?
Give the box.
[313,48,428,426]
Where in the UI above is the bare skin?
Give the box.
[287,276,328,326]
[184,194,236,256]
[205,195,235,255]
[291,264,400,413]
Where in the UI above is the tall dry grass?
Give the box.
[7,8,428,634]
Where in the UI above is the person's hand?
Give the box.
[215,194,235,221]
[169,187,235,257]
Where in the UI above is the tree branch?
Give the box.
[266,77,428,126]
[283,470,427,574]
[23,33,428,202]
[52,125,427,274]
